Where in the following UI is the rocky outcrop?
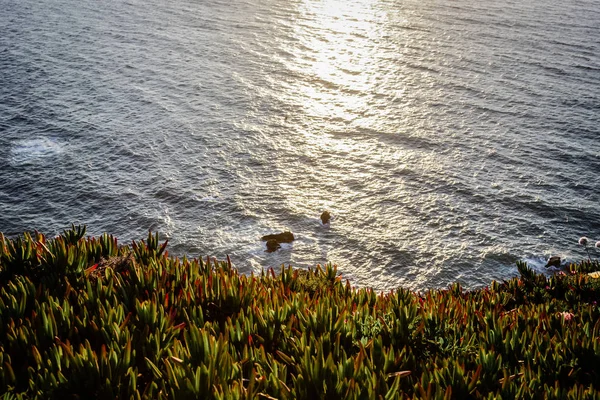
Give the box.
[261,231,294,252]
[261,232,295,243]
[265,239,281,253]
[544,256,561,268]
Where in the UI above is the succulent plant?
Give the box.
[0,226,599,398]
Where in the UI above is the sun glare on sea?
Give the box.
[289,0,386,126]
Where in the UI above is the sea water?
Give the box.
[1,0,599,290]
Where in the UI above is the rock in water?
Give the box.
[265,239,281,252]
[320,211,331,225]
[261,232,295,243]
[545,256,561,268]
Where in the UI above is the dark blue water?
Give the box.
[1,0,600,290]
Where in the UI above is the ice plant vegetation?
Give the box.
[0,226,600,398]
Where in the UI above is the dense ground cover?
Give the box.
[1,226,599,399]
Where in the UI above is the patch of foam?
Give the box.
[196,195,220,202]
[523,256,548,271]
[9,137,64,166]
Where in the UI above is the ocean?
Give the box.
[1,0,599,291]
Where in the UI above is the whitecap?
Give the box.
[9,137,64,166]
[522,256,550,271]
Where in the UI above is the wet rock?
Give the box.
[265,239,281,253]
[261,231,295,243]
[320,211,331,225]
[545,256,561,268]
